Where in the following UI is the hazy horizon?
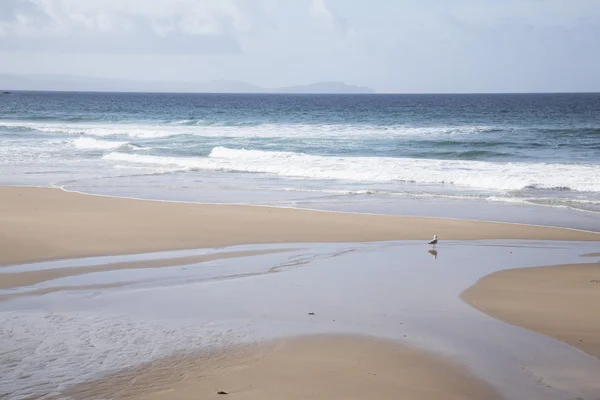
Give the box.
[1,0,599,93]
[0,74,376,93]
[3,74,600,95]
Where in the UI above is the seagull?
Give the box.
[428,235,438,247]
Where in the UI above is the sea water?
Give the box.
[1,92,599,227]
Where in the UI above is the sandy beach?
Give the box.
[63,335,500,400]
[2,185,600,399]
[2,186,599,266]
[462,261,600,359]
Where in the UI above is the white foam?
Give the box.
[102,147,600,193]
[73,137,127,150]
[0,121,500,140]
[1,121,177,139]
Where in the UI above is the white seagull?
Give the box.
[428,235,438,247]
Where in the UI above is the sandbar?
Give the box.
[462,263,600,359]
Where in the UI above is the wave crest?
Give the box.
[0,121,504,140]
[102,147,600,193]
[74,137,127,150]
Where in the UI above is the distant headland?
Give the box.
[0,74,374,94]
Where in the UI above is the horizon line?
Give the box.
[3,89,600,95]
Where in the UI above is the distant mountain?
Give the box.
[0,74,374,94]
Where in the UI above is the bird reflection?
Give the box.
[428,249,438,260]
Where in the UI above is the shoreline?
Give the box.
[2,186,599,266]
[59,186,600,233]
[9,183,600,235]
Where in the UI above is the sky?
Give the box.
[0,0,599,93]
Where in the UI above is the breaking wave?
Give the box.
[0,121,503,140]
[102,147,600,193]
[73,137,127,150]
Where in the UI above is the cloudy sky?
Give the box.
[1,0,599,93]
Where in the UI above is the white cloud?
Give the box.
[0,0,267,53]
[0,0,599,92]
[2,0,250,35]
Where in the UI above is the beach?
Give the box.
[2,186,598,266]
[462,262,600,360]
[2,185,600,400]
[63,335,501,400]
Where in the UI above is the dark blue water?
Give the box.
[1,91,599,213]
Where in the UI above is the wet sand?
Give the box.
[581,252,600,257]
[2,186,599,266]
[0,282,131,302]
[3,186,600,399]
[63,335,500,400]
[0,249,287,290]
[5,240,600,400]
[462,262,600,359]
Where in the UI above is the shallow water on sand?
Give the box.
[1,240,600,400]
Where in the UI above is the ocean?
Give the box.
[3,91,600,400]
[1,91,599,229]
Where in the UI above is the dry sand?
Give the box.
[462,262,600,359]
[62,335,500,400]
[2,186,599,266]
